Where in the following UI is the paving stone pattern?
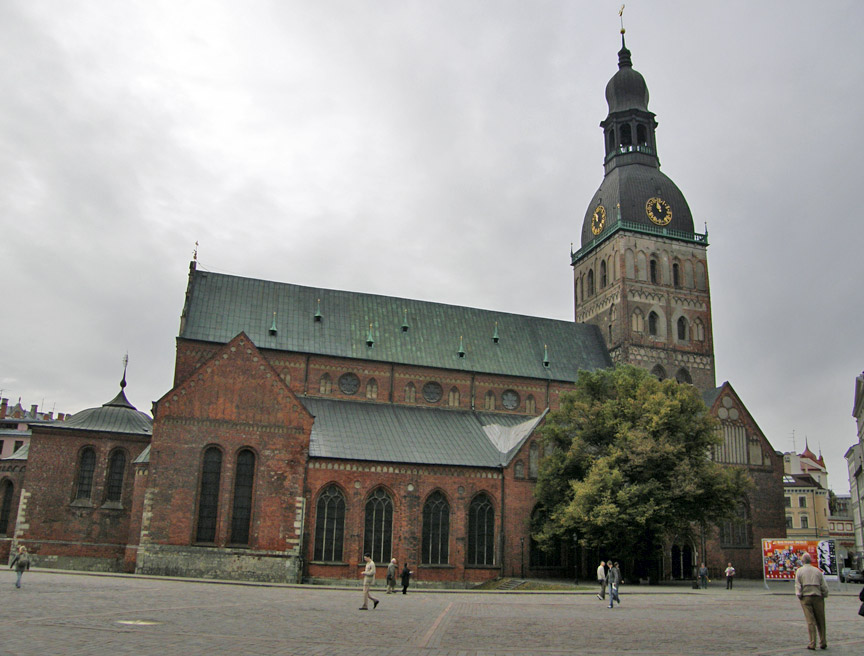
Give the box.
[1,572,863,655]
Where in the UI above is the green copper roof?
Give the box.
[53,388,152,436]
[180,267,611,381]
[302,397,542,467]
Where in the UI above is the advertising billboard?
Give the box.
[762,539,838,580]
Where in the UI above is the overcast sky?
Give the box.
[1,1,861,492]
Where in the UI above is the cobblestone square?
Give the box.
[1,572,863,655]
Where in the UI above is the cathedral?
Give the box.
[1,33,785,585]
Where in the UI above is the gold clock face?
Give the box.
[591,205,607,235]
[646,197,672,226]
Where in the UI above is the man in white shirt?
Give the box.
[596,561,607,600]
[359,553,380,610]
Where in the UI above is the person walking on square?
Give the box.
[606,560,620,608]
[698,562,709,589]
[596,560,607,600]
[10,545,30,589]
[359,553,380,610]
[386,558,397,594]
[400,563,412,594]
[724,562,735,589]
[794,552,828,650]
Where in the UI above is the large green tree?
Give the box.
[533,365,750,564]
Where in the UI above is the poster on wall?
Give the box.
[762,539,838,580]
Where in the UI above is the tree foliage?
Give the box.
[533,365,750,561]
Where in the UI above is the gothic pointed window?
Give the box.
[677,317,688,341]
[230,449,255,545]
[421,491,450,565]
[673,263,681,287]
[514,461,525,479]
[720,503,751,547]
[694,319,705,341]
[651,364,667,380]
[319,373,332,395]
[631,308,644,333]
[525,395,536,414]
[105,449,126,502]
[529,442,540,479]
[675,368,692,384]
[366,378,378,401]
[648,311,659,336]
[314,485,345,562]
[405,382,416,403]
[484,391,496,411]
[364,488,393,563]
[608,129,616,151]
[600,260,607,288]
[587,270,595,296]
[75,447,96,501]
[467,493,495,566]
[650,259,658,284]
[196,447,222,543]
[0,479,13,535]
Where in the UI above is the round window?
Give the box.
[422,381,443,403]
[502,389,520,410]
[338,373,361,395]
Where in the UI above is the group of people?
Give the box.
[359,553,412,610]
[697,561,736,589]
[596,560,621,608]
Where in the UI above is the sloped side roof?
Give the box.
[301,397,539,467]
[180,268,612,381]
[2,443,29,460]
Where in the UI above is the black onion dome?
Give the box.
[605,40,649,113]
[580,165,695,246]
[54,386,152,435]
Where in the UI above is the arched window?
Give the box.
[648,311,659,336]
[0,479,13,535]
[105,450,126,502]
[319,373,332,395]
[637,123,648,145]
[631,309,644,333]
[695,262,707,291]
[676,368,693,384]
[525,395,536,414]
[651,364,667,380]
[677,317,688,341]
[366,378,378,401]
[448,387,460,407]
[422,491,450,565]
[694,319,705,341]
[600,260,607,288]
[620,124,632,146]
[636,252,647,280]
[75,447,96,501]
[608,129,615,151]
[230,449,255,545]
[196,447,222,543]
[529,442,540,479]
[672,263,681,287]
[314,485,346,562]
[650,259,658,284]
[514,461,525,479]
[587,270,595,296]
[684,260,695,288]
[484,391,496,411]
[405,382,416,403]
[467,493,495,566]
[364,488,393,564]
[625,249,635,278]
[720,503,751,547]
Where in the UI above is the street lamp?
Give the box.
[520,537,525,578]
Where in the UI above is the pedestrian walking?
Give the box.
[359,553,380,610]
[606,560,620,608]
[10,545,30,589]
[724,562,735,589]
[386,558,397,594]
[698,562,709,589]
[794,552,828,650]
[401,563,412,594]
[596,560,607,600]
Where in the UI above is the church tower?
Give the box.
[571,33,715,390]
